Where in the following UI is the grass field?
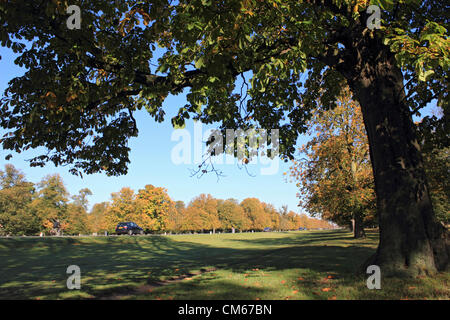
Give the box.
[0,230,448,300]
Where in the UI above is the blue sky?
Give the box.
[0,47,308,213]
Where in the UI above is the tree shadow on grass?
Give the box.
[0,232,378,299]
[229,245,375,274]
[111,244,377,300]
[0,236,258,299]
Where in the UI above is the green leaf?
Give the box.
[195,56,206,69]
[419,69,434,82]
[171,116,186,129]
[158,63,169,73]
[370,0,395,11]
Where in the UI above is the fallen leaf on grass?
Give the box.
[281,280,286,284]
[292,290,299,294]
[298,277,305,281]
[328,296,337,300]
[321,287,332,292]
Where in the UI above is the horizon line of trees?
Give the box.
[0,164,334,236]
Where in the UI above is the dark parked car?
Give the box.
[116,222,144,235]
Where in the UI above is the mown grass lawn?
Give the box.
[0,230,448,300]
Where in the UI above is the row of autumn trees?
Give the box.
[289,88,449,238]
[0,167,93,236]
[0,165,333,236]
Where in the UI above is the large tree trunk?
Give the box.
[345,41,449,276]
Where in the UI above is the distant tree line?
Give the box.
[0,165,333,236]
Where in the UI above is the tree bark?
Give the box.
[343,40,449,276]
[353,213,366,239]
